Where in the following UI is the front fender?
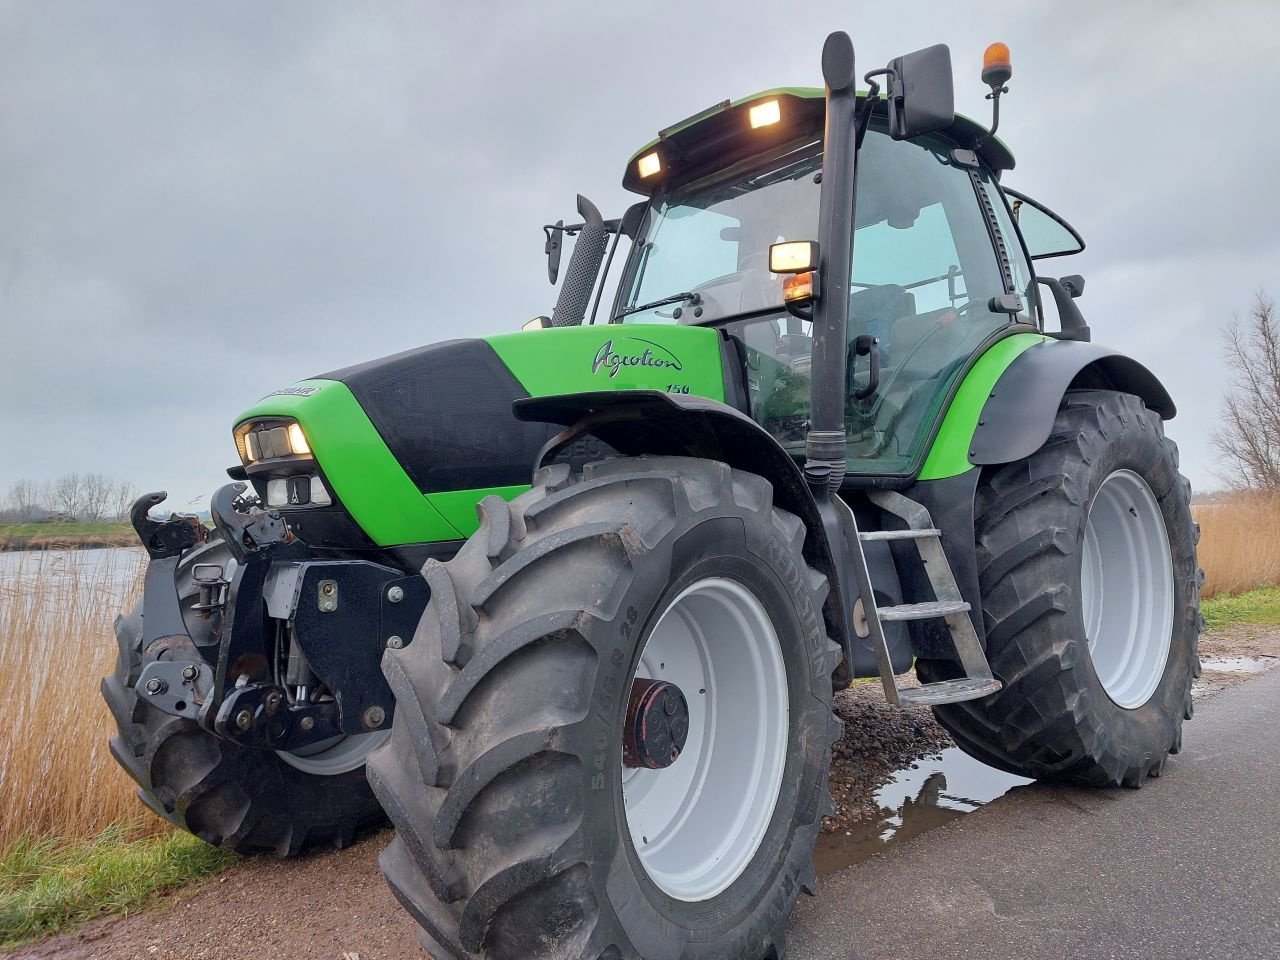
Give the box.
[515,390,851,674]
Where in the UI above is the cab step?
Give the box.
[857,528,942,541]
[898,677,1003,707]
[878,600,971,621]
[841,490,1002,708]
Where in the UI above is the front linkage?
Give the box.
[128,484,427,755]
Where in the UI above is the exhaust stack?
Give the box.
[550,195,607,327]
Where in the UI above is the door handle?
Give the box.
[853,335,880,400]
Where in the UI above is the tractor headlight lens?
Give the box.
[749,99,781,129]
[286,423,310,455]
[637,151,662,179]
[236,419,314,465]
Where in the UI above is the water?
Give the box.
[814,747,1031,877]
[1200,656,1276,674]
[0,547,144,616]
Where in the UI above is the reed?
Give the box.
[1194,492,1280,600]
[0,549,155,853]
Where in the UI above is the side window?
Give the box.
[845,129,1011,475]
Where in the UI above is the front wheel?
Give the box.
[919,390,1202,786]
[369,456,841,960]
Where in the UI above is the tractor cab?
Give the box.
[540,54,1087,485]
[612,91,1034,478]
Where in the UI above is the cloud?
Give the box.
[1,0,1276,506]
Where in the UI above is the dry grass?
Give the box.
[1195,492,1280,600]
[0,549,155,853]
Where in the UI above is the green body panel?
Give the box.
[485,324,726,400]
[429,485,527,538]
[234,325,725,547]
[917,333,1050,481]
[235,381,464,545]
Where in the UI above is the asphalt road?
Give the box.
[788,668,1280,960]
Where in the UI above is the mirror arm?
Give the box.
[1037,276,1091,343]
[855,69,894,149]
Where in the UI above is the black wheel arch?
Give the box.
[969,339,1176,467]
[515,389,850,675]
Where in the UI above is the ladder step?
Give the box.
[877,600,971,622]
[898,677,1003,706]
[858,528,942,541]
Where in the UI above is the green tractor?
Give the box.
[104,33,1200,960]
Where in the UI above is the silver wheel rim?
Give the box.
[276,729,390,776]
[622,577,789,902]
[1080,469,1175,709]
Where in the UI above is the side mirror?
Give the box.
[886,44,955,141]
[1060,275,1085,299]
[544,220,564,284]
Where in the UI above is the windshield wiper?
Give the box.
[615,291,702,320]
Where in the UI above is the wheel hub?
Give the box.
[622,679,690,769]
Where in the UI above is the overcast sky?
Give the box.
[2,0,1277,510]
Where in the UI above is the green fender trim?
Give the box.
[428,485,528,538]
[918,333,1050,481]
[235,380,463,546]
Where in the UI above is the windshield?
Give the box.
[615,139,822,324]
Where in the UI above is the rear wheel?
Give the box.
[101,536,386,855]
[919,390,1202,786]
[369,456,841,960]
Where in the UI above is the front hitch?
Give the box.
[130,491,207,560]
[210,481,292,562]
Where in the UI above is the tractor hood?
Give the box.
[232,325,726,546]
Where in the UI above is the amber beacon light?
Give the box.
[982,42,1012,89]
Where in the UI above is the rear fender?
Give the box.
[970,340,1175,466]
[515,390,852,677]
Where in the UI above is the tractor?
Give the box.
[104,32,1201,960]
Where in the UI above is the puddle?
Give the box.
[1200,656,1276,674]
[815,747,1030,877]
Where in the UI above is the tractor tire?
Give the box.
[919,390,1202,786]
[101,534,386,855]
[369,456,842,960]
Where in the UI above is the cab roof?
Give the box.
[623,86,1014,196]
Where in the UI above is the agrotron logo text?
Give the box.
[592,338,684,379]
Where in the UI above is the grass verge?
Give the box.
[0,523,136,551]
[1200,585,1280,630]
[0,826,236,948]
[0,523,133,539]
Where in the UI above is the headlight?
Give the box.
[235,419,313,465]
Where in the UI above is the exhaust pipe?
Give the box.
[550,195,607,327]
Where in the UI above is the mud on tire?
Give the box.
[919,390,1202,787]
[101,536,386,855]
[369,456,842,960]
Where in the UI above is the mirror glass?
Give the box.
[1005,189,1085,259]
[887,44,955,141]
